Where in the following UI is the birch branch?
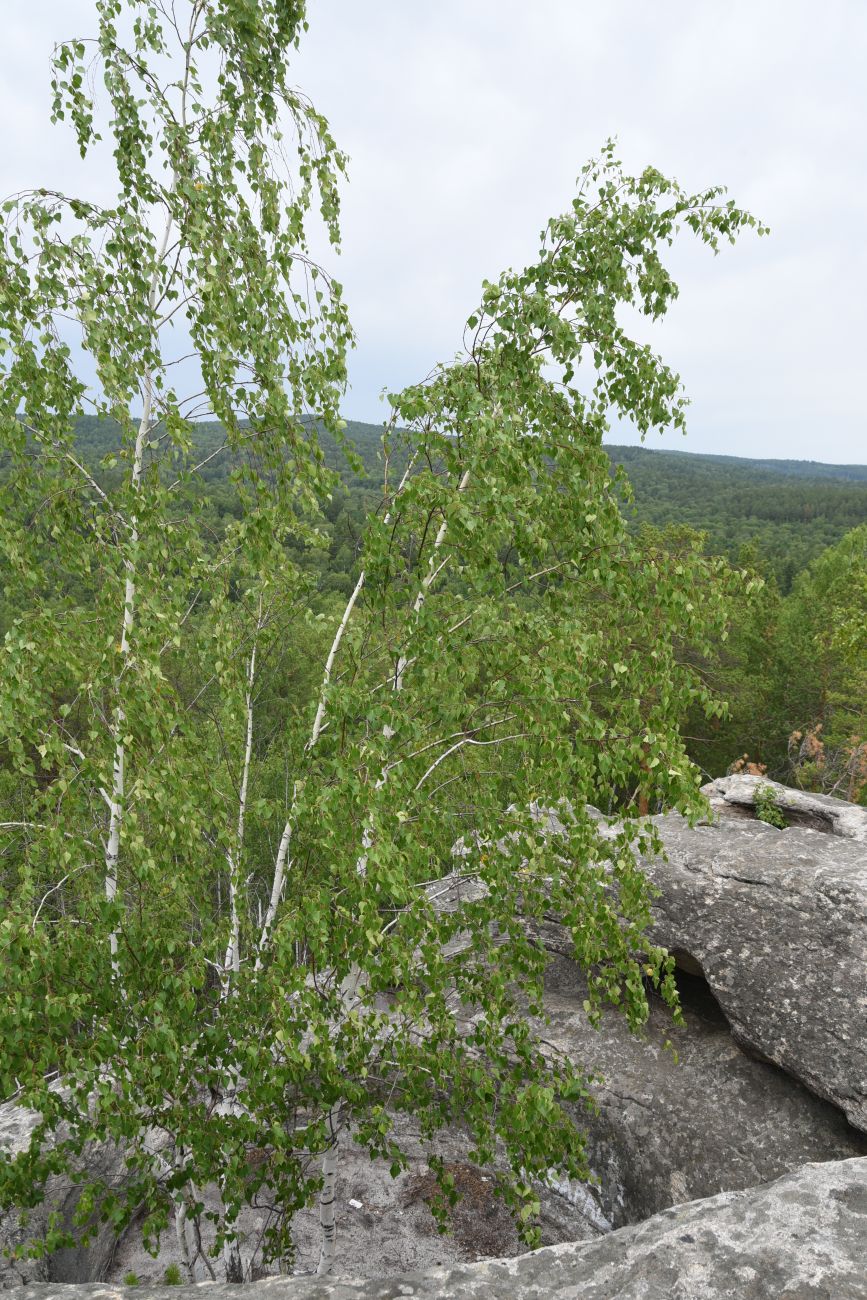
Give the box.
[59,740,113,810]
[257,446,418,956]
[356,465,472,878]
[414,732,527,791]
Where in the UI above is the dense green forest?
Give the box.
[7,414,863,800]
[66,414,867,597]
[610,443,867,592]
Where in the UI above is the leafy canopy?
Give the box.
[0,0,765,1277]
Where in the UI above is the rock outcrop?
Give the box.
[104,957,864,1284]
[0,1105,43,1289]
[0,1102,129,1288]
[521,788,866,1133]
[4,781,865,1289]
[106,1114,599,1286]
[539,954,865,1228]
[642,810,867,1132]
[702,773,867,841]
[11,1156,867,1299]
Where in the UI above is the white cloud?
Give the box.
[3,0,865,462]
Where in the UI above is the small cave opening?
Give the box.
[668,951,729,1028]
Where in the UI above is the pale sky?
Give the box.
[4,2,866,463]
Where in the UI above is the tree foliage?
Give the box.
[0,0,767,1279]
[777,525,867,799]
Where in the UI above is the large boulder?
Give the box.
[14,1156,867,1298]
[702,773,867,841]
[538,954,865,1228]
[517,788,866,1133]
[642,810,867,1132]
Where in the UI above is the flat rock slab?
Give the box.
[11,1156,867,1298]
[642,812,867,1131]
[702,774,867,841]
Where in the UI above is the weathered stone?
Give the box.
[106,1114,599,1286]
[105,956,864,1283]
[10,1156,867,1298]
[539,955,866,1227]
[702,773,867,841]
[6,785,865,1287]
[0,1105,47,1289]
[0,1101,130,1287]
[640,811,867,1132]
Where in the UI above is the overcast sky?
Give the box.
[4,2,866,463]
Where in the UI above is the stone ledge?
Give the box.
[8,1156,867,1299]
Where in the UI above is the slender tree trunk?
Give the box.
[257,451,418,958]
[358,467,470,877]
[175,1199,194,1282]
[223,606,260,989]
[317,469,471,1270]
[317,1128,340,1279]
[103,206,175,975]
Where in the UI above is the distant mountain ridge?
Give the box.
[66,413,867,480]
[64,416,867,591]
[613,443,867,482]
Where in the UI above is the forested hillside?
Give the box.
[610,444,867,591]
[67,415,867,594]
[21,415,862,796]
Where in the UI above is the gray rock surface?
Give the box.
[107,954,866,1284]
[5,785,865,1288]
[0,1104,45,1288]
[539,954,866,1227]
[0,1102,129,1287]
[702,773,867,841]
[641,811,867,1132]
[10,1156,867,1298]
[107,1114,599,1287]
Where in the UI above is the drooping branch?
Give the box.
[257,446,418,957]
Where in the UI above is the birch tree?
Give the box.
[0,0,764,1280]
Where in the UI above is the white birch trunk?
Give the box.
[392,467,470,693]
[218,621,260,1265]
[357,466,471,877]
[317,469,472,1266]
[103,206,175,976]
[175,1200,194,1282]
[315,1125,340,1276]
[223,610,259,989]
[256,450,467,1273]
[223,1239,245,1284]
[257,452,419,957]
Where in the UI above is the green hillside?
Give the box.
[61,416,867,592]
[607,443,867,590]
[326,422,867,589]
